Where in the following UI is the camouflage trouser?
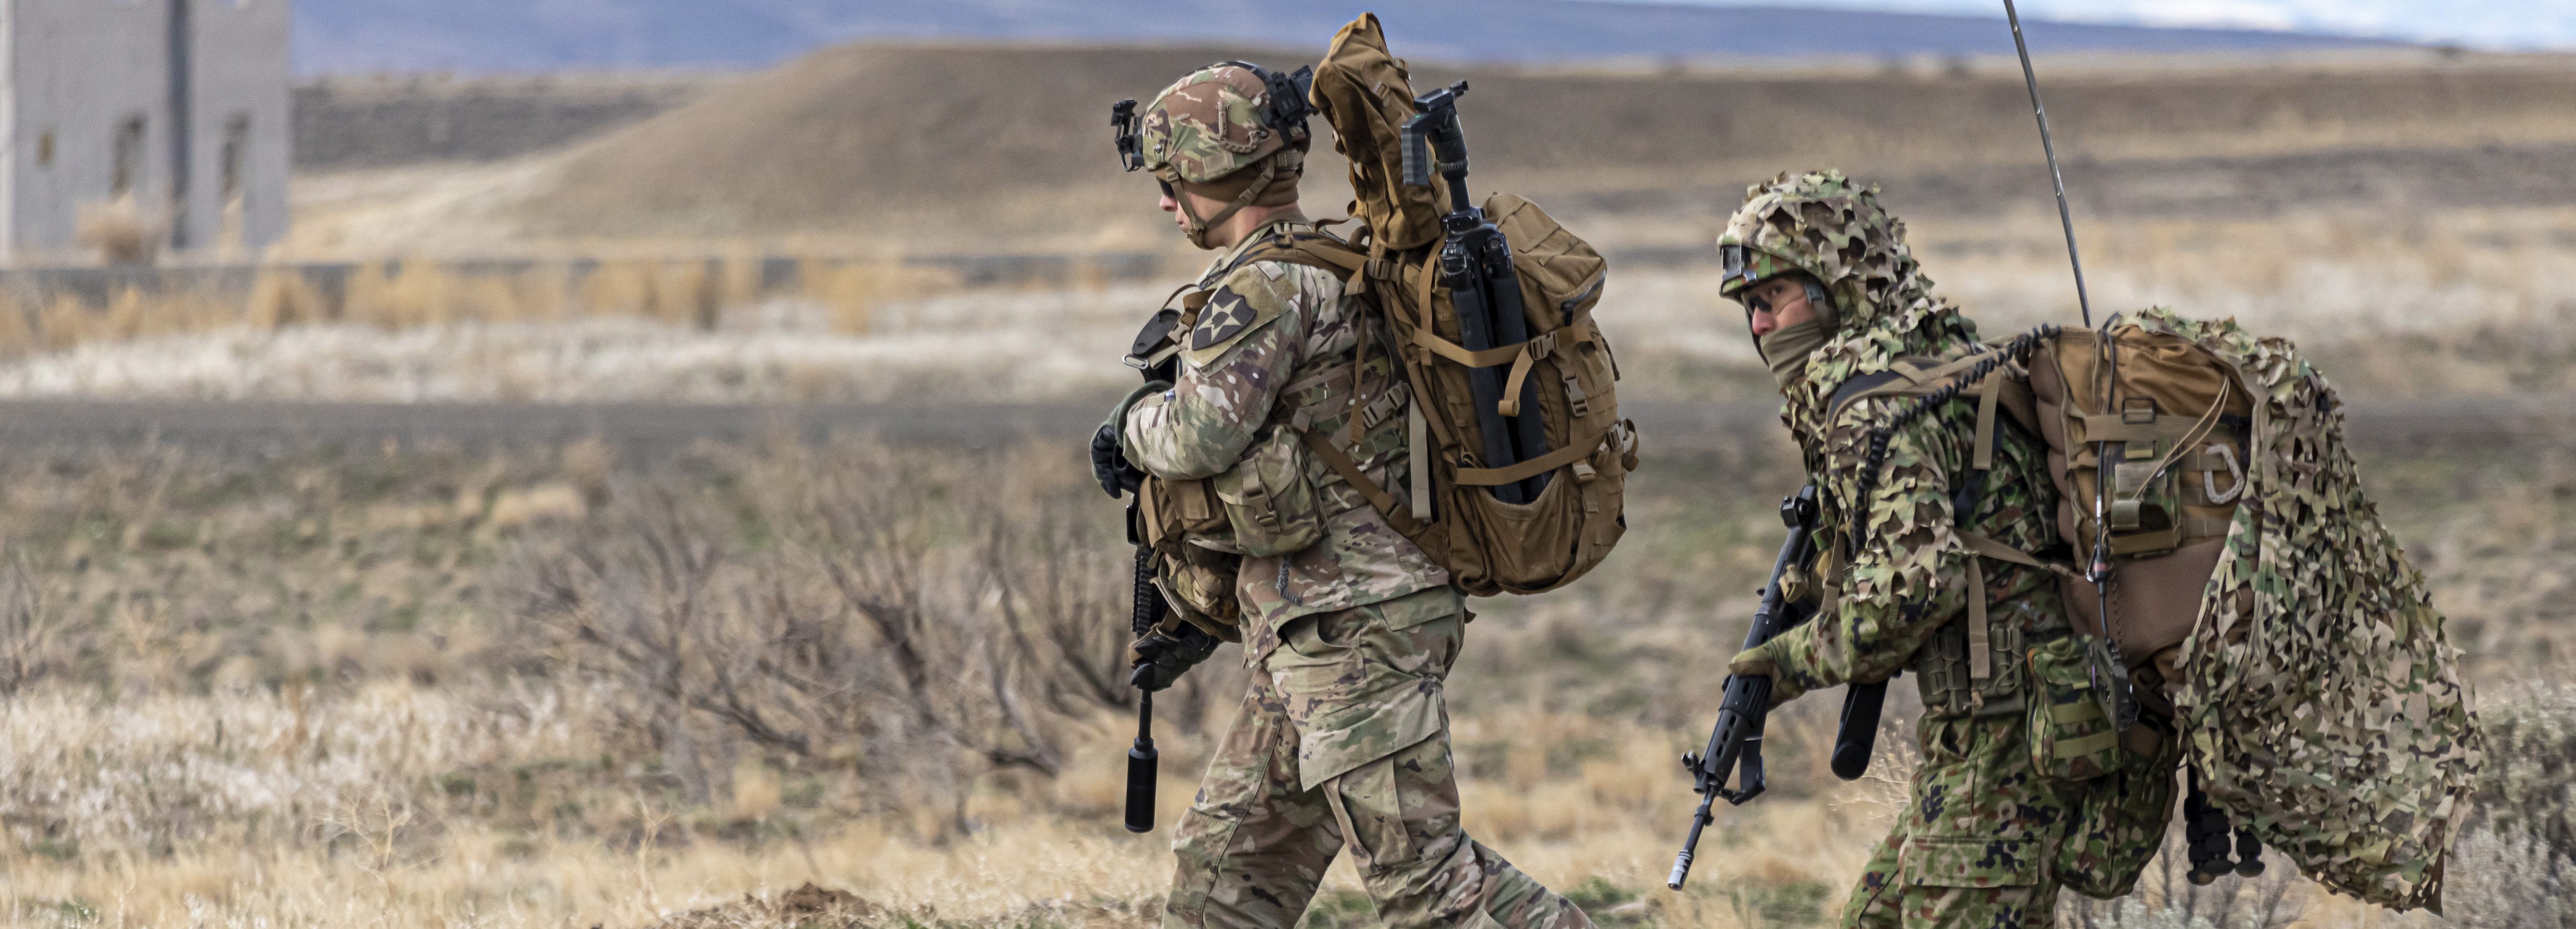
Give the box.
[1164,590,1594,929]
[1842,713,2178,929]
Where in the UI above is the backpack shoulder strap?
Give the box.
[1828,370,1908,424]
[1226,232,1370,282]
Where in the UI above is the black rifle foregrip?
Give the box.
[1831,679,1888,780]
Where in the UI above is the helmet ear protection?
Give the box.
[1111,61,1316,172]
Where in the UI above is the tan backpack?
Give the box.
[1829,319,2249,705]
[1293,14,1637,596]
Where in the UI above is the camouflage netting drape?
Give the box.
[2150,306,2484,910]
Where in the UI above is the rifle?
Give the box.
[1401,81,1549,504]
[1116,307,1186,834]
[1669,486,1819,890]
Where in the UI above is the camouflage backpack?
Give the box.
[1836,309,2482,909]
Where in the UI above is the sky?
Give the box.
[1656,0,2576,50]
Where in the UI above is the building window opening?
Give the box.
[221,115,250,200]
[37,130,55,168]
[111,115,146,196]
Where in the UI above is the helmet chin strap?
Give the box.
[1175,157,1279,249]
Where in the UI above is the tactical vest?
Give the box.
[1132,229,1416,634]
[1820,363,2072,722]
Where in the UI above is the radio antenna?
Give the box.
[2002,0,2093,328]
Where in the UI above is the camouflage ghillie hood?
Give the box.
[1717,170,1981,455]
[2141,307,2481,910]
[1140,63,1312,247]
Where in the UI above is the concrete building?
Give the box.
[4,0,291,263]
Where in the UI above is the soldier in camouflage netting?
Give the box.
[1719,170,2178,927]
[1097,63,1596,929]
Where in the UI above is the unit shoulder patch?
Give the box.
[1192,287,1258,351]
[1182,262,1297,366]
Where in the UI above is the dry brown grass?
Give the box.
[0,254,957,362]
[13,197,2576,406]
[0,424,2561,928]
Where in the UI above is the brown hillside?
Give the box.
[515,42,1343,250]
[513,41,2576,251]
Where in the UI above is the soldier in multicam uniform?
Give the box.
[1096,63,1596,929]
[1718,170,2175,927]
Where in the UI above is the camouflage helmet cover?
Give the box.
[1715,170,1923,329]
[1139,64,1305,184]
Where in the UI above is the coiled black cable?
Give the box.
[1845,324,2060,559]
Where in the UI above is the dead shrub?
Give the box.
[74,196,164,266]
[506,439,1146,832]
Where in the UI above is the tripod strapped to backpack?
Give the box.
[1400,81,1551,504]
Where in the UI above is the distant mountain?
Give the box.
[293,0,2408,75]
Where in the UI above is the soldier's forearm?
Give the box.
[1774,592,1955,692]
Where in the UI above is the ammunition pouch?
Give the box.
[1914,610,2024,719]
[2024,632,2125,782]
[1139,475,1244,637]
[1214,426,1326,557]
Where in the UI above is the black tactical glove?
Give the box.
[1092,422,1148,498]
[1127,621,1221,692]
[1092,380,1171,498]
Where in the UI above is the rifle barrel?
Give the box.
[1668,799,1713,889]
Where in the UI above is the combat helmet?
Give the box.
[1715,170,1925,334]
[1113,62,1316,246]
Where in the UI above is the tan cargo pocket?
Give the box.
[1295,678,1445,791]
[1323,754,1414,872]
[1903,836,2043,888]
[1216,427,1325,558]
[2024,635,2123,782]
